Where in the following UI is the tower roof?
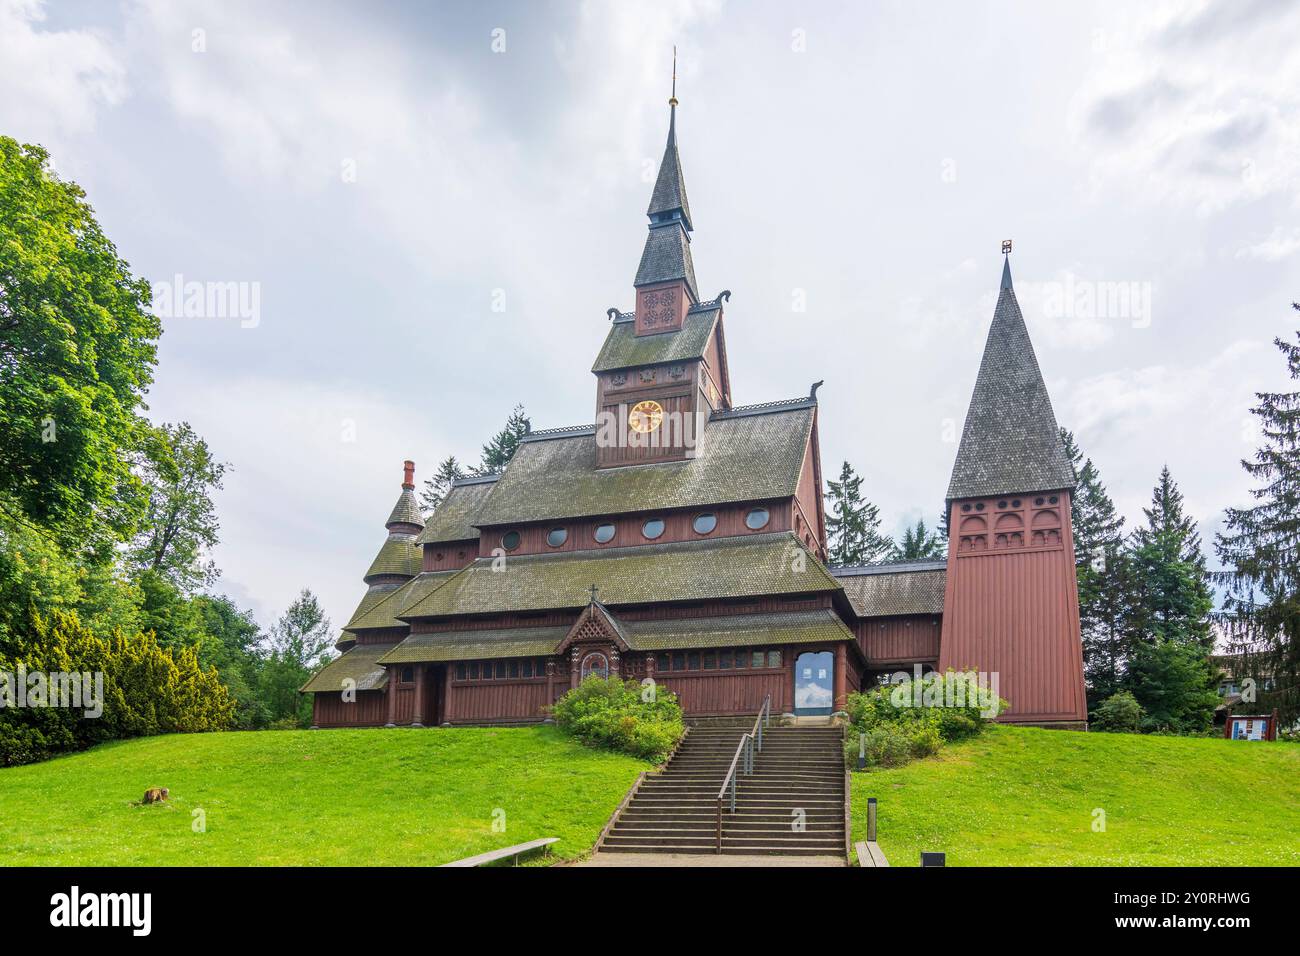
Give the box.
[947,256,1076,500]
[634,99,697,297]
[647,103,693,230]
[385,460,424,530]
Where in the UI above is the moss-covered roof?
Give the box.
[364,535,422,581]
[386,486,424,529]
[833,561,947,617]
[376,608,852,663]
[591,308,719,373]
[300,643,394,693]
[623,609,853,650]
[378,626,569,664]
[401,532,840,619]
[348,571,458,630]
[343,583,405,632]
[416,478,497,545]
[473,403,814,527]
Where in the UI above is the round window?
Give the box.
[642,518,666,540]
[693,513,718,535]
[593,523,616,544]
[546,527,568,548]
[745,508,770,530]
[501,530,521,551]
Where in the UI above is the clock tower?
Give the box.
[591,88,732,469]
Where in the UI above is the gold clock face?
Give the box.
[628,400,664,434]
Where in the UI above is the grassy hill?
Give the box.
[0,726,647,866]
[851,724,1300,866]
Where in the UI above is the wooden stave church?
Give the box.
[302,97,1089,731]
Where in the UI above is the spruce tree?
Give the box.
[1122,466,1217,731]
[1215,307,1300,724]
[825,461,894,565]
[893,519,945,560]
[476,404,530,474]
[1060,428,1128,706]
[421,455,465,513]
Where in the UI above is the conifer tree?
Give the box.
[1122,467,1217,731]
[892,519,945,560]
[825,461,894,565]
[1216,307,1300,724]
[476,404,531,474]
[1060,428,1129,705]
[421,455,465,513]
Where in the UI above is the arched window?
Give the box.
[580,652,609,681]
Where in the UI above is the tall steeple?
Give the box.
[633,51,698,335]
[947,251,1075,501]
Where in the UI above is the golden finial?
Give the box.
[669,46,678,107]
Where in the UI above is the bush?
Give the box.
[550,676,684,761]
[0,608,235,766]
[1092,691,1144,734]
[843,670,1004,770]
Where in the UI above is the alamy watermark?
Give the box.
[0,666,104,718]
[151,273,261,328]
[880,665,1002,718]
[594,407,706,455]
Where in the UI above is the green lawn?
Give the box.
[0,726,648,866]
[851,725,1300,867]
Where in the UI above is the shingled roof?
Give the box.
[400,531,840,619]
[635,223,697,298]
[300,643,394,693]
[947,257,1075,500]
[623,609,853,651]
[364,535,422,581]
[473,401,814,527]
[591,306,719,373]
[416,476,498,545]
[647,102,692,229]
[347,570,458,631]
[385,485,423,529]
[378,626,569,664]
[833,560,947,618]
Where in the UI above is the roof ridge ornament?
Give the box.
[1001,239,1014,292]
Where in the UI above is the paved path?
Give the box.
[576,852,846,867]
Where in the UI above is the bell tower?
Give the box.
[938,247,1088,727]
[591,62,731,469]
[634,58,697,333]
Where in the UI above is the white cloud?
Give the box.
[0,0,126,141]
[1234,226,1300,262]
[1070,0,1300,215]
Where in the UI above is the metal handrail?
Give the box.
[713,694,773,852]
[715,732,752,852]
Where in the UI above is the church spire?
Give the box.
[633,51,698,332]
[947,248,1075,500]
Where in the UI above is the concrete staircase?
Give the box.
[600,724,847,856]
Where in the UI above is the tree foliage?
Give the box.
[476,404,530,475]
[825,461,893,565]
[1061,428,1129,705]
[258,589,333,727]
[893,518,945,560]
[127,422,226,593]
[420,454,465,513]
[0,138,161,550]
[1216,307,1300,725]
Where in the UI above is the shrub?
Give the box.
[0,608,235,766]
[1092,691,1144,734]
[843,670,1004,770]
[550,676,684,761]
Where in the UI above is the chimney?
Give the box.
[402,460,415,489]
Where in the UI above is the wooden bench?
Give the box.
[440,837,559,867]
[855,840,890,868]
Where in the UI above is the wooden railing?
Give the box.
[714,694,770,853]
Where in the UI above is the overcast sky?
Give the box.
[3,0,1297,632]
